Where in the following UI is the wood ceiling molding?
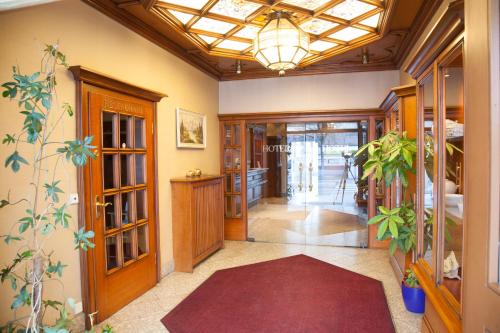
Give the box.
[405,0,464,79]
[393,0,443,67]
[83,0,441,80]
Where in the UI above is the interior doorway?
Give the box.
[247,121,371,247]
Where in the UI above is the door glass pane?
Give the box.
[136,189,147,220]
[304,121,368,247]
[233,124,241,145]
[120,115,133,149]
[106,235,118,270]
[224,125,232,146]
[137,224,148,256]
[224,149,241,170]
[136,154,146,185]
[102,112,116,148]
[122,229,134,263]
[104,195,117,230]
[247,122,307,245]
[442,52,464,302]
[225,173,232,192]
[121,192,134,225]
[103,154,117,190]
[225,195,242,218]
[121,154,133,187]
[234,173,241,192]
[135,117,145,149]
[421,73,435,269]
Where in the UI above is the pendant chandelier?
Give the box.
[253,11,310,75]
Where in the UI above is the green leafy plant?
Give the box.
[356,131,417,255]
[0,44,101,332]
[404,268,420,288]
[356,130,461,256]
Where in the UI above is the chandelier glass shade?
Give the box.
[253,11,310,73]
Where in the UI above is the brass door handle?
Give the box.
[298,162,304,192]
[95,195,112,218]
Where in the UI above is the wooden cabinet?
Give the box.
[406,1,465,332]
[220,120,247,241]
[171,175,224,272]
[247,168,268,208]
[380,85,417,282]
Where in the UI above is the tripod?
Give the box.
[334,152,357,205]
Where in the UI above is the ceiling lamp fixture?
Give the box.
[253,11,309,76]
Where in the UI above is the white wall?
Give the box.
[219,70,400,114]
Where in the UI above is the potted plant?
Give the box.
[0,44,111,332]
[402,268,425,314]
[355,131,417,255]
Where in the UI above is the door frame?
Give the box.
[69,66,166,328]
[219,109,385,247]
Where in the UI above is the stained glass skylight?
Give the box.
[282,0,331,10]
[300,18,338,35]
[359,12,381,28]
[152,0,385,67]
[233,26,260,39]
[309,40,338,52]
[216,39,252,51]
[329,27,369,41]
[210,0,261,20]
[159,0,208,10]
[325,0,376,20]
[168,10,194,25]
[198,35,218,44]
[192,17,236,34]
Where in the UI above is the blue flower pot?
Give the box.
[401,282,425,314]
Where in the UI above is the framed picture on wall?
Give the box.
[176,108,207,149]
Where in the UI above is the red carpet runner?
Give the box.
[161,255,396,333]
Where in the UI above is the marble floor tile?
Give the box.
[95,241,421,333]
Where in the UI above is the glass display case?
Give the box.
[416,36,465,321]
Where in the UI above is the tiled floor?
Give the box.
[96,241,421,333]
[248,199,368,247]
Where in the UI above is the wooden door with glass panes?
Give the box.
[84,84,158,323]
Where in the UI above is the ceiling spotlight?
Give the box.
[362,48,369,64]
[236,60,242,74]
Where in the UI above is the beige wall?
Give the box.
[219,70,399,114]
[0,0,219,324]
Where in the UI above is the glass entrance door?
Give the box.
[247,121,370,247]
[301,121,369,247]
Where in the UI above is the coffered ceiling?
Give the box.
[84,0,441,80]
